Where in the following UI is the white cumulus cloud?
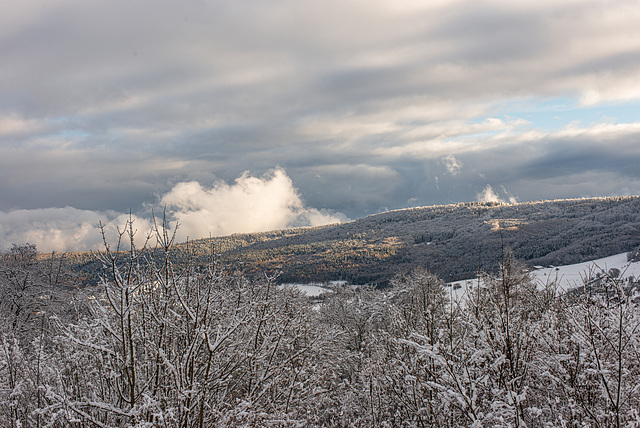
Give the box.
[161,168,347,242]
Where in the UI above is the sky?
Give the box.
[2,0,640,252]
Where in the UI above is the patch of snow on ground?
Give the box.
[280,283,335,297]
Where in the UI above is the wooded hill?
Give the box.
[176,196,640,285]
[68,196,640,286]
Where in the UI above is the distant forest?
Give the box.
[68,196,640,287]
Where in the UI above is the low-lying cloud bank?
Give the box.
[0,208,152,253]
[0,169,347,252]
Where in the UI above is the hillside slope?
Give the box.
[177,196,640,285]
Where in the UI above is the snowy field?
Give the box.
[448,251,640,301]
[279,280,346,296]
[531,252,640,290]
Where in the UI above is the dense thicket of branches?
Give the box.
[1,220,640,427]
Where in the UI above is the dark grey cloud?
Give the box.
[2,0,640,250]
[431,5,549,63]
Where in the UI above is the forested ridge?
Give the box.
[67,196,640,287]
[163,195,640,284]
[1,215,640,426]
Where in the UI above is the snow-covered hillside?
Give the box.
[448,251,640,301]
[531,252,640,291]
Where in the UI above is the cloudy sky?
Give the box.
[2,0,640,251]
